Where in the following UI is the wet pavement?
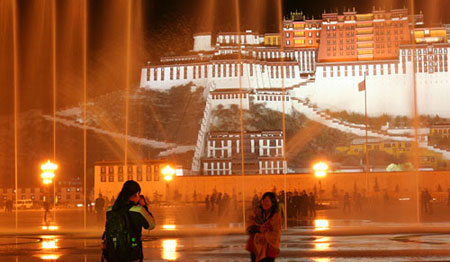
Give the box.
[1,205,450,261]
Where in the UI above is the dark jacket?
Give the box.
[105,203,155,261]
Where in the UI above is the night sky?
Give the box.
[0,0,449,116]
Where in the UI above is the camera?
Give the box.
[139,195,147,205]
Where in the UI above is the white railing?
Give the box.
[291,98,450,159]
[191,82,215,172]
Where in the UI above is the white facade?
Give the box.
[216,30,264,46]
[293,44,450,117]
[201,131,286,175]
[140,60,312,91]
[141,28,450,117]
[193,33,213,51]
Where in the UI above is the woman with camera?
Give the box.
[102,180,155,262]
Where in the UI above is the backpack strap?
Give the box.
[123,207,139,247]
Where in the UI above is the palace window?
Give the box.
[154,166,160,181]
[146,165,152,181]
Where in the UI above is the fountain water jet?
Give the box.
[232,0,247,230]
[82,0,88,230]
[11,0,19,233]
[51,0,57,224]
[275,0,289,230]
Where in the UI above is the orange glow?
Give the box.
[313,162,328,177]
[315,242,330,250]
[42,178,53,184]
[39,254,61,260]
[162,165,175,181]
[162,224,176,230]
[162,239,178,260]
[314,219,329,231]
[42,226,59,231]
[42,239,57,249]
[313,258,331,262]
[41,160,57,184]
[41,160,58,171]
[314,236,331,251]
[162,165,175,176]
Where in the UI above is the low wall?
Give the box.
[134,171,450,203]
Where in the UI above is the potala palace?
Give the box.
[139,8,450,174]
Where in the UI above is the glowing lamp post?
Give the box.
[313,161,329,201]
[41,160,58,185]
[313,162,328,178]
[162,165,175,202]
[162,165,175,181]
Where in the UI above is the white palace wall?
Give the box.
[141,43,450,118]
[294,45,450,117]
[416,71,450,116]
[141,61,311,90]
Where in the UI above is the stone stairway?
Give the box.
[191,82,215,173]
[290,97,450,159]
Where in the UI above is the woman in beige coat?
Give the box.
[246,192,282,262]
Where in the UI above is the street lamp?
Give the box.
[162,165,175,181]
[41,160,58,184]
[313,161,328,177]
[162,165,175,202]
[41,160,57,223]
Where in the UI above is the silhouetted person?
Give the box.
[383,191,390,208]
[95,194,105,224]
[447,189,450,207]
[343,192,351,213]
[5,199,12,213]
[210,192,216,212]
[354,193,363,212]
[308,192,316,217]
[205,195,210,211]
[332,184,338,198]
[425,189,433,214]
[86,196,92,213]
[43,200,50,223]
[300,191,308,217]
[232,192,238,212]
[421,190,432,214]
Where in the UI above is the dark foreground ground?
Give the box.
[1,201,450,261]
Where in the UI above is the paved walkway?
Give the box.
[0,204,450,261]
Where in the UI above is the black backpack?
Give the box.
[102,208,140,262]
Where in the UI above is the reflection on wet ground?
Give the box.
[1,208,450,261]
[0,229,449,261]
